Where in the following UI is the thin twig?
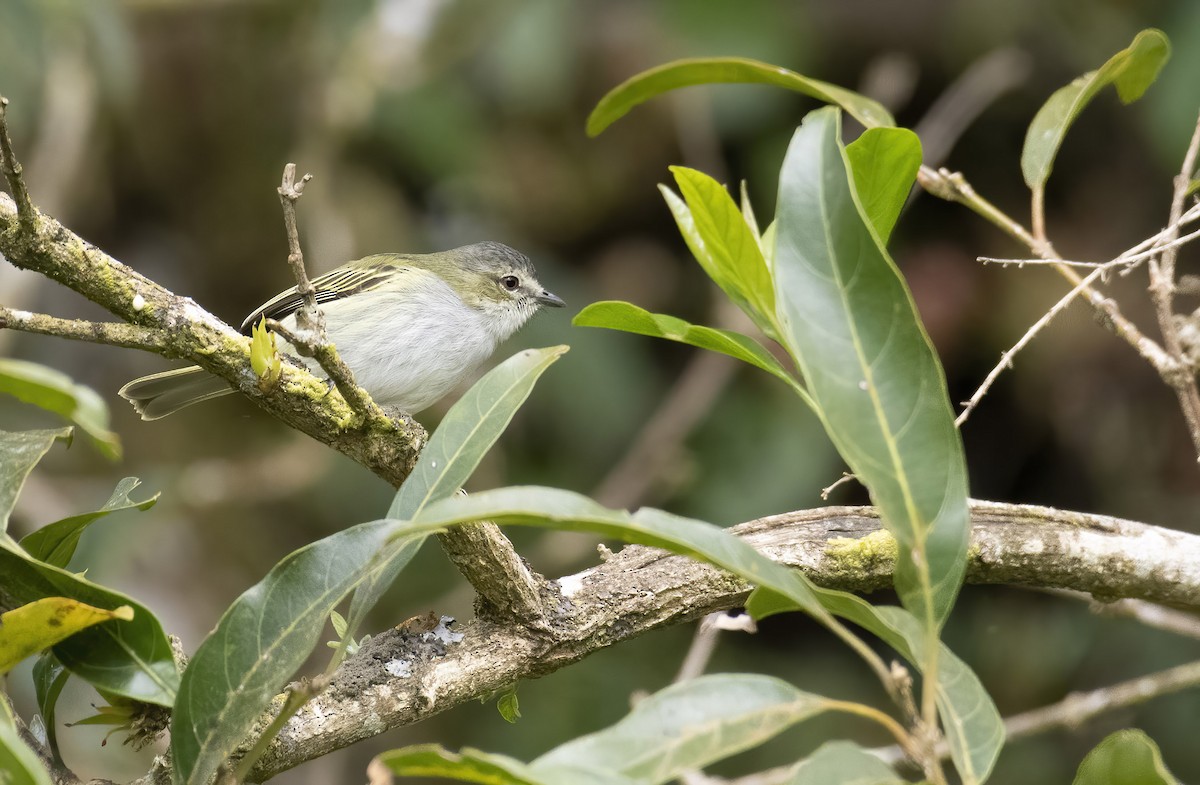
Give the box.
[1046,589,1200,641]
[872,659,1200,767]
[1004,659,1200,743]
[274,163,382,421]
[0,95,36,232]
[0,306,169,352]
[957,261,1112,426]
[920,167,1177,388]
[1148,110,1200,459]
[820,472,857,500]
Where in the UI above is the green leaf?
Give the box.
[787,740,905,785]
[19,477,159,568]
[664,167,777,336]
[0,359,121,460]
[0,427,71,533]
[774,107,970,630]
[748,588,1003,785]
[0,597,133,674]
[169,518,396,785]
[587,57,894,136]
[497,687,521,724]
[1072,729,1178,785]
[33,653,70,767]
[0,542,178,706]
[376,745,634,785]
[533,674,833,784]
[573,301,814,409]
[1185,178,1200,199]
[845,127,923,244]
[0,720,53,785]
[1022,29,1170,189]
[345,346,569,640]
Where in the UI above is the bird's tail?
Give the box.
[119,367,233,421]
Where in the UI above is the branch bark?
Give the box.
[191,499,1198,782]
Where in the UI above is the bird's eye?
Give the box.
[501,275,520,291]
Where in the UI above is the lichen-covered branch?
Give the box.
[0,190,426,486]
[176,499,1199,782]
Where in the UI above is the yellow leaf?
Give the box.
[0,597,134,674]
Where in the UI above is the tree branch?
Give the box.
[0,305,168,351]
[197,499,1199,782]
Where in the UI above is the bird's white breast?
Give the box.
[280,270,500,413]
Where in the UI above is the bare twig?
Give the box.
[820,472,857,500]
[0,306,169,352]
[1147,111,1200,458]
[673,611,756,684]
[0,95,36,232]
[873,659,1200,767]
[920,167,1178,388]
[957,261,1110,425]
[274,163,382,421]
[1047,590,1200,640]
[1005,659,1200,743]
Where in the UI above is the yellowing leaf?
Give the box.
[0,597,133,675]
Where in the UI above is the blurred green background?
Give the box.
[2,0,1199,783]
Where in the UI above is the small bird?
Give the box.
[120,241,565,420]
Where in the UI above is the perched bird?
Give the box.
[120,241,565,420]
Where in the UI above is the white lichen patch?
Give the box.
[558,572,587,597]
[385,658,413,677]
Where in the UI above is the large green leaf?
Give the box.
[346,346,569,636]
[1072,729,1178,785]
[377,745,634,785]
[787,740,905,785]
[587,57,894,136]
[0,721,53,785]
[171,347,568,785]
[572,301,813,409]
[19,477,158,568]
[845,127,923,245]
[1022,29,1170,189]
[773,107,970,630]
[0,359,121,460]
[748,588,1003,785]
[0,542,178,706]
[0,597,133,674]
[533,674,834,784]
[663,167,777,337]
[170,518,397,785]
[0,427,71,533]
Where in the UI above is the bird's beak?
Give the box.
[536,290,566,308]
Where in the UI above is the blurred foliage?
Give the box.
[2,0,1199,783]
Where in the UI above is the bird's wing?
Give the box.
[239,256,407,334]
